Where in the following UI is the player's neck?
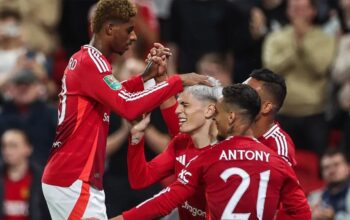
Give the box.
[89,35,112,58]
[191,122,214,149]
[230,123,254,138]
[6,161,29,182]
[252,116,275,138]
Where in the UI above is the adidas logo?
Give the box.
[176,155,186,166]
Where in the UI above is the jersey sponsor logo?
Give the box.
[176,155,186,166]
[181,201,206,217]
[103,74,121,90]
[178,169,192,185]
[103,113,110,123]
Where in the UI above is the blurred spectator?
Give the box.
[166,0,230,74]
[196,53,232,86]
[0,69,56,166]
[225,0,289,83]
[0,9,54,97]
[0,0,61,55]
[0,9,24,86]
[0,129,50,220]
[308,148,350,220]
[251,0,288,40]
[263,0,336,155]
[228,0,266,83]
[332,34,350,159]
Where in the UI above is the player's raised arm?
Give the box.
[127,115,176,189]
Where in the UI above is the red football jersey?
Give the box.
[258,123,297,166]
[4,171,32,220]
[42,45,183,189]
[123,136,311,220]
[128,133,208,219]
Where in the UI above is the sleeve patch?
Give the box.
[103,74,122,90]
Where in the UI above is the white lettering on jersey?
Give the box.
[103,113,110,123]
[181,201,206,217]
[178,169,192,185]
[176,155,186,166]
[219,150,270,162]
[67,58,77,70]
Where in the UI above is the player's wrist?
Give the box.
[130,132,144,145]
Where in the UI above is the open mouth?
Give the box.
[178,117,187,126]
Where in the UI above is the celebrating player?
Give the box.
[244,68,297,166]
[41,0,210,219]
[111,84,311,220]
[127,77,222,219]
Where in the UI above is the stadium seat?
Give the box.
[294,149,325,195]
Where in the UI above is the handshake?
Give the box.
[142,43,212,87]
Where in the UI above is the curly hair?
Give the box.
[92,0,137,33]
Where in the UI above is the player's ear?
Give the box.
[228,111,236,125]
[105,22,117,36]
[260,101,273,114]
[205,104,216,118]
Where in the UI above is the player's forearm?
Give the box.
[122,183,193,220]
[160,101,179,137]
[121,75,144,92]
[128,137,169,189]
[128,137,153,189]
[113,76,183,121]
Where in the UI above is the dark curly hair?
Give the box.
[92,0,137,33]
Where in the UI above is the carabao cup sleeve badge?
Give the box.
[103,74,122,90]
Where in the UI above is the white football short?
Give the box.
[42,180,108,220]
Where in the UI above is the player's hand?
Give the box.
[131,114,151,133]
[250,7,267,40]
[130,114,151,144]
[147,43,172,60]
[142,43,171,81]
[109,214,124,220]
[179,73,213,87]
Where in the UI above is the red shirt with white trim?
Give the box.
[123,136,311,220]
[42,45,183,189]
[258,123,297,166]
[128,102,208,219]
[4,171,32,220]
[128,134,208,219]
